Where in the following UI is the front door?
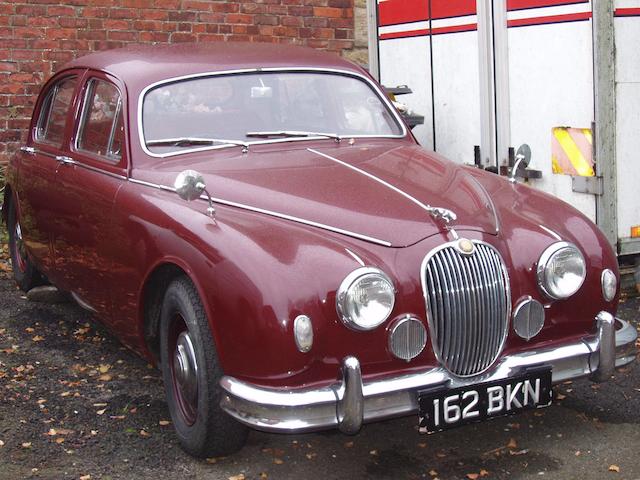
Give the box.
[51,72,127,317]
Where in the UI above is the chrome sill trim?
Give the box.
[137,66,408,159]
[219,317,637,434]
[21,146,128,181]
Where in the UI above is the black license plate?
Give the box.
[418,368,553,433]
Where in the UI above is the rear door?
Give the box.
[18,72,82,279]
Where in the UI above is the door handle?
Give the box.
[55,155,75,165]
[20,146,36,155]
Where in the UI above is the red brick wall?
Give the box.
[0,0,355,165]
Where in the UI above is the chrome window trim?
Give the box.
[137,67,409,159]
[536,241,586,300]
[419,239,512,378]
[35,75,79,146]
[75,78,124,164]
[335,266,396,331]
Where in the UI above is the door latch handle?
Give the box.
[55,155,74,164]
[20,146,36,155]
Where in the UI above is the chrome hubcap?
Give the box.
[173,331,198,406]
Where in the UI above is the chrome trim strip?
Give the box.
[344,248,365,266]
[308,147,458,226]
[420,239,512,377]
[24,146,128,181]
[219,316,637,434]
[126,177,392,246]
[71,292,97,313]
[137,67,408,159]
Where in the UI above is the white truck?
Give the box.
[367,0,640,288]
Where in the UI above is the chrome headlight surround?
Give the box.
[336,267,395,331]
[536,242,586,300]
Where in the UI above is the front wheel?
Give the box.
[7,198,44,291]
[159,276,248,458]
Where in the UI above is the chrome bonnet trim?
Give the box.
[219,316,637,434]
[127,177,393,246]
[137,67,408,159]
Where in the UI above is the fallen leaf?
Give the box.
[429,470,438,477]
[80,475,91,480]
[60,391,71,397]
[93,403,108,407]
[46,429,57,436]
[55,437,65,444]
[32,335,44,342]
[109,415,126,420]
[96,409,106,415]
[509,449,529,456]
[259,473,268,479]
[436,451,447,458]
[139,430,150,437]
[159,420,171,426]
[344,441,354,448]
[21,442,32,449]
[467,474,479,480]
[418,442,428,448]
[305,452,317,460]
[609,465,620,473]
[206,458,217,464]
[369,449,378,456]
[575,451,581,456]
[273,458,284,465]
[25,327,35,333]
[507,438,518,449]
[480,470,489,477]
[556,393,566,400]
[98,374,112,382]
[98,364,111,373]
[0,440,4,447]
[228,475,245,480]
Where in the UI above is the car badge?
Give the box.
[457,238,475,255]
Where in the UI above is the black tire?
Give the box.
[159,276,248,458]
[7,198,44,292]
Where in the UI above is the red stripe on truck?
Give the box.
[379,23,478,40]
[378,0,476,27]
[507,0,589,11]
[507,11,591,27]
[615,8,640,17]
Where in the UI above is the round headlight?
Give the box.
[336,267,395,331]
[537,242,586,299]
[601,269,617,302]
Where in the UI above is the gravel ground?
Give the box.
[0,248,639,480]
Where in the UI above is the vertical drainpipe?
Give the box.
[477,0,497,168]
[592,0,618,249]
[366,0,380,81]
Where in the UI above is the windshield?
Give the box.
[142,71,404,155]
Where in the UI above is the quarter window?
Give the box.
[36,76,77,146]
[77,79,123,161]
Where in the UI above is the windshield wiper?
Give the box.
[245,130,342,142]
[146,137,249,150]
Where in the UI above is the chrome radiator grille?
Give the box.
[421,241,510,377]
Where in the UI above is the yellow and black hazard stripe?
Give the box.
[551,127,594,176]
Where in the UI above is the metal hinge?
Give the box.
[572,175,604,195]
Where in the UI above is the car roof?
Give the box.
[64,42,367,90]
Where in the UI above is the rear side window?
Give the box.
[76,79,123,161]
[36,76,77,146]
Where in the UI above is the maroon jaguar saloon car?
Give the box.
[3,43,637,457]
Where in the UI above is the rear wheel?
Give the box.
[159,276,248,458]
[7,199,44,292]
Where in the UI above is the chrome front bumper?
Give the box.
[219,313,637,434]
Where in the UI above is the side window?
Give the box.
[77,79,123,161]
[36,76,77,146]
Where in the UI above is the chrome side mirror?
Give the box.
[509,144,531,183]
[174,170,215,217]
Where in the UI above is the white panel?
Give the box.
[379,37,434,150]
[615,18,640,83]
[615,85,640,238]
[507,21,596,221]
[432,31,481,165]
